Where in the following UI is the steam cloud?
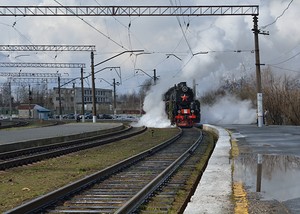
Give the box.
[137,0,300,127]
[137,17,258,128]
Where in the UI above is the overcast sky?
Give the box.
[0,0,299,97]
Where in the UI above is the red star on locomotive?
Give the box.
[181,94,188,101]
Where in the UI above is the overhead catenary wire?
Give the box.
[268,64,300,73]
[2,18,67,63]
[53,0,128,51]
[264,44,300,65]
[261,0,294,29]
[169,0,194,56]
[270,51,300,66]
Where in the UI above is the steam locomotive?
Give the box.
[164,82,201,127]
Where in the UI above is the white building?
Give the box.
[53,87,113,115]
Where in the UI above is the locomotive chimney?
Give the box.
[193,79,196,99]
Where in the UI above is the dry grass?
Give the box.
[0,127,179,213]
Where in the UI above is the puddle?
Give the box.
[233,153,300,201]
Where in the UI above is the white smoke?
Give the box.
[135,79,174,128]
[137,16,257,128]
[201,95,256,124]
[136,99,171,128]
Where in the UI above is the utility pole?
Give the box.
[73,82,76,115]
[28,84,32,119]
[58,76,62,120]
[153,69,157,85]
[193,79,196,99]
[253,15,263,127]
[8,82,12,120]
[91,51,97,123]
[92,50,143,123]
[113,78,117,115]
[80,67,85,122]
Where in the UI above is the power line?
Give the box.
[271,51,300,65]
[169,0,193,55]
[268,64,300,73]
[53,0,128,50]
[261,0,294,29]
[264,44,300,64]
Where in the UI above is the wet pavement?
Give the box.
[224,125,300,214]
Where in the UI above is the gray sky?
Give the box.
[0,0,299,96]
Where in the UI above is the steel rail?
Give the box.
[116,128,203,213]
[5,128,183,214]
[0,126,146,170]
[0,125,129,159]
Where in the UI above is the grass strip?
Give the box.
[0,127,179,213]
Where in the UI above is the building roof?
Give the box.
[18,104,35,110]
[34,105,50,112]
[18,104,50,112]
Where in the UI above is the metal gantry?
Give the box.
[0,45,96,52]
[0,45,94,119]
[0,62,85,68]
[0,5,259,16]
[0,4,263,126]
[7,77,74,85]
[3,71,73,85]
[0,72,61,77]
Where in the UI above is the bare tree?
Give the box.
[199,67,300,125]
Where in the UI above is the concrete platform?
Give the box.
[0,122,123,153]
[184,124,300,214]
[184,124,232,213]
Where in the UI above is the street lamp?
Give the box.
[84,67,121,79]
[166,54,182,61]
[90,50,144,123]
[99,78,120,115]
[193,51,209,56]
[135,68,158,85]
[135,69,153,79]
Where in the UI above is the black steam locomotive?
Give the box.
[164,82,201,127]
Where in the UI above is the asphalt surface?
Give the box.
[0,122,122,145]
[226,125,300,156]
[225,124,300,214]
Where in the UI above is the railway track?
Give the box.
[6,128,204,214]
[140,131,213,213]
[0,126,146,170]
